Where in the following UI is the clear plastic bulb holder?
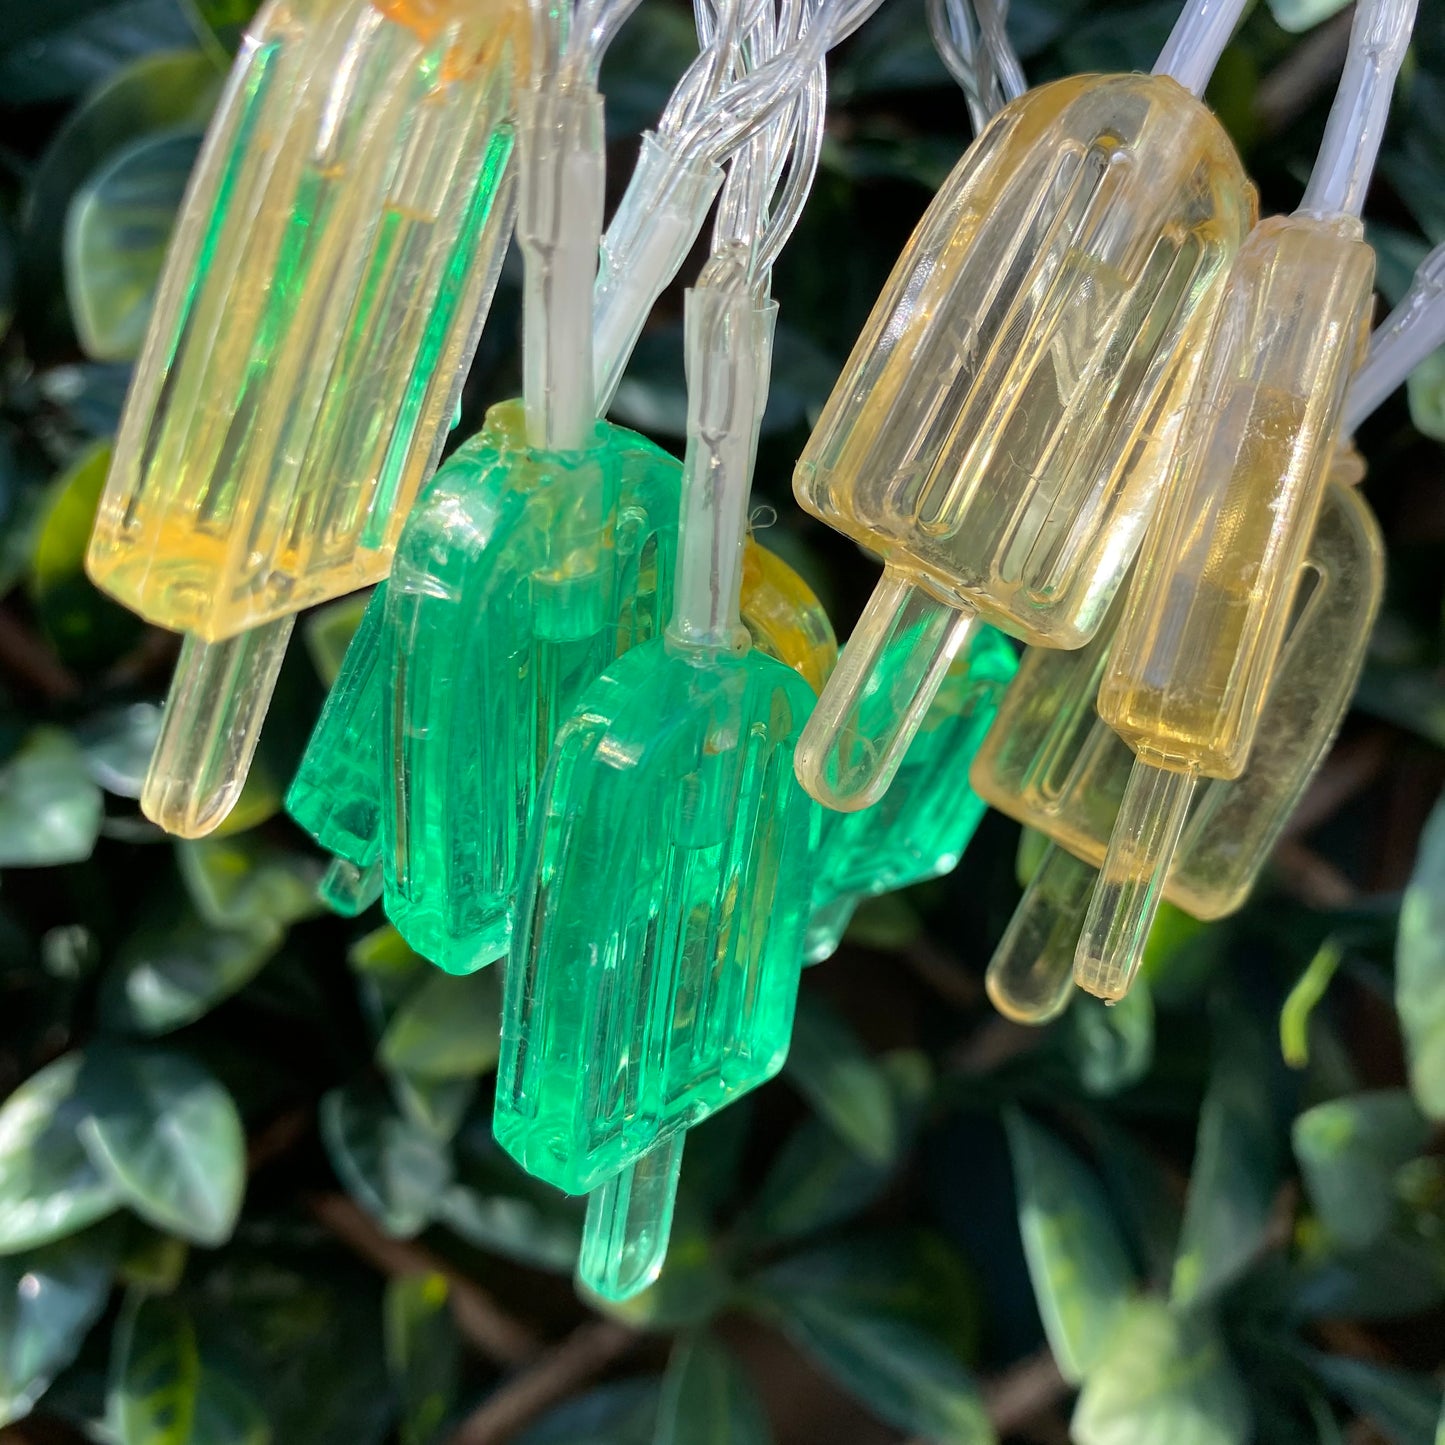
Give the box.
[792,66,1256,811]
[86,0,526,641]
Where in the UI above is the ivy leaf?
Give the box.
[0,0,197,105]
[176,833,324,933]
[750,1237,992,1443]
[1397,794,1445,1118]
[1312,1355,1444,1445]
[379,970,502,1081]
[0,1053,123,1254]
[1004,1110,1135,1385]
[28,440,145,668]
[1264,0,1352,32]
[0,1235,115,1425]
[102,888,284,1036]
[20,48,223,354]
[743,1051,931,1244]
[65,129,200,361]
[1293,1091,1431,1250]
[654,1335,773,1445]
[1064,982,1155,1097]
[320,1083,452,1239]
[0,729,104,867]
[384,1273,459,1445]
[514,1379,661,1444]
[76,1047,246,1246]
[1171,1010,1283,1308]
[190,1365,271,1445]
[108,1292,200,1445]
[784,992,897,1164]
[1406,348,1445,444]
[75,704,163,798]
[1072,1300,1250,1445]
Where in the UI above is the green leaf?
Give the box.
[1072,1300,1250,1445]
[390,1074,476,1144]
[1264,0,1352,33]
[180,0,260,59]
[176,833,324,933]
[0,729,104,867]
[28,440,145,668]
[20,48,223,354]
[379,969,502,1081]
[515,1379,661,1445]
[784,992,896,1164]
[1313,1356,1443,1445]
[65,129,200,361]
[743,1051,931,1243]
[75,704,163,798]
[750,1238,992,1443]
[0,1053,123,1253]
[1004,1110,1135,1384]
[1065,982,1155,1097]
[1397,794,1445,1118]
[1293,1091,1431,1250]
[0,0,197,105]
[0,1236,114,1425]
[108,1293,200,1445]
[304,592,371,689]
[654,1335,773,1445]
[1171,1011,1282,1307]
[320,1084,452,1238]
[190,1365,271,1445]
[1406,346,1445,443]
[76,1047,245,1246]
[384,1273,459,1445]
[103,888,283,1035]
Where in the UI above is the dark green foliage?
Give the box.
[0,0,1442,1440]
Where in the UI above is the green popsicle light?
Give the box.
[496,253,817,1301]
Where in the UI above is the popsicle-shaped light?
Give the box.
[792,0,1258,813]
[496,256,816,1301]
[286,0,866,959]
[1075,0,1416,1003]
[979,238,1445,1021]
[982,474,1384,1020]
[86,0,528,837]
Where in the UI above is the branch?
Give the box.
[443,1320,638,1445]
[0,608,78,702]
[904,1346,1071,1445]
[307,1192,541,1366]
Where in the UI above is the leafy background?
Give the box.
[1,0,1444,1440]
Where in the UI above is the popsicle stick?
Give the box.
[141,617,294,838]
[319,855,383,916]
[986,842,1093,1024]
[1074,758,1197,1002]
[578,1135,684,1302]
[795,568,977,812]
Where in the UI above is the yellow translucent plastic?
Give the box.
[739,542,837,693]
[86,0,525,642]
[978,474,1383,1021]
[972,474,1384,920]
[790,71,1254,811]
[1098,214,1375,775]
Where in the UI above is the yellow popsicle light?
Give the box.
[790,0,1258,813]
[1075,0,1417,1003]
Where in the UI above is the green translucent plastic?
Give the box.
[286,399,681,973]
[805,625,1017,963]
[495,638,817,1196]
